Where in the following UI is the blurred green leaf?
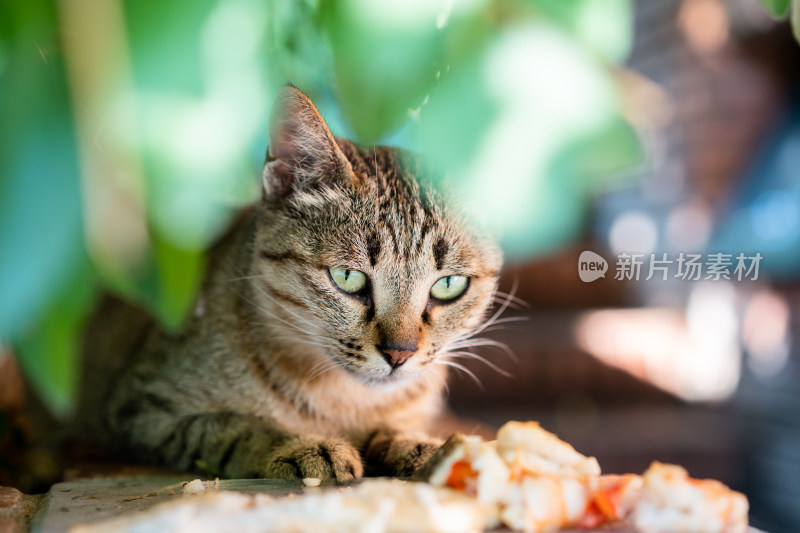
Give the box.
[323,0,437,144]
[0,0,85,338]
[758,0,791,18]
[528,0,633,62]
[151,233,206,331]
[263,0,332,94]
[97,231,205,333]
[413,54,497,174]
[125,0,264,252]
[118,0,264,327]
[322,0,445,142]
[123,0,217,95]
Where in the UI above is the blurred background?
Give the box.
[2,0,800,531]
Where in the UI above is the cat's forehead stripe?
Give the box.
[433,238,449,271]
[366,231,381,267]
[333,139,483,273]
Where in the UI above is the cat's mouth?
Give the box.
[364,371,416,387]
[339,355,420,387]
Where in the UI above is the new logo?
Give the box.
[578,251,608,282]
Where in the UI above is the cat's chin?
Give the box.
[350,369,419,389]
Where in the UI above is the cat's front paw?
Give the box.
[363,431,443,477]
[263,435,363,482]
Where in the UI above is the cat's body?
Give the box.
[75,87,502,480]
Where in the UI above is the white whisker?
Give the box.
[435,360,484,390]
[493,289,529,308]
[446,350,513,378]
[249,283,332,338]
[222,274,268,283]
[308,357,332,374]
[266,332,338,348]
[447,338,517,361]
[470,324,528,336]
[450,317,529,344]
[244,288,343,349]
[228,266,334,340]
[447,278,521,349]
[439,279,526,368]
[491,297,526,311]
[304,360,341,385]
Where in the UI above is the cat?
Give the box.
[74,86,502,481]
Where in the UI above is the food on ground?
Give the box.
[71,479,493,533]
[425,421,749,533]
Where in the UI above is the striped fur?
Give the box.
[78,87,502,480]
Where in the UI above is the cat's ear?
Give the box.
[262,85,353,200]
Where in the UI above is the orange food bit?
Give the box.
[447,460,478,492]
[580,477,631,528]
[594,489,618,520]
[578,501,608,529]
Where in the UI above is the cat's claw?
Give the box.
[396,439,441,477]
[262,436,363,482]
[363,431,443,477]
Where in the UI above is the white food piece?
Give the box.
[427,421,601,532]
[426,434,510,506]
[500,475,591,533]
[632,462,749,533]
[426,434,479,487]
[70,479,492,533]
[302,477,321,487]
[496,421,600,478]
[182,479,219,497]
[182,479,206,496]
[470,441,511,505]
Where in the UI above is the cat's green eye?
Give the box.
[329,267,367,293]
[430,275,468,301]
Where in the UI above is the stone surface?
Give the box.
[32,477,307,533]
[0,486,43,533]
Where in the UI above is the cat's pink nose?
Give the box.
[380,348,415,369]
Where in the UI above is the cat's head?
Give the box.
[251,86,502,387]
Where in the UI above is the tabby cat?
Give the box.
[77,86,502,481]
